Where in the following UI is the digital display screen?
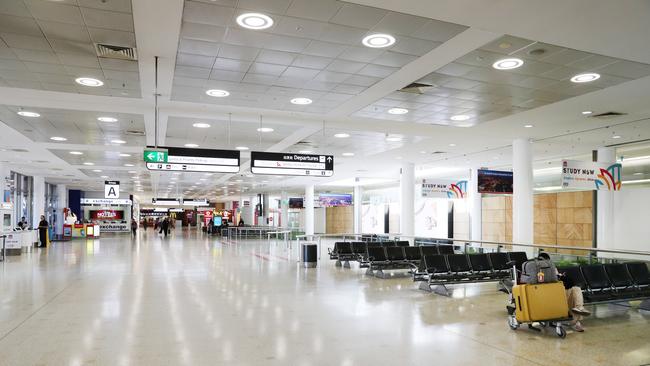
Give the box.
[289,198,304,208]
[213,216,222,226]
[318,193,353,207]
[477,169,513,194]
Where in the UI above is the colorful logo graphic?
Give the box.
[447,180,468,198]
[595,163,622,191]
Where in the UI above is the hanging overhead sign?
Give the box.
[81,198,132,205]
[421,179,468,198]
[145,146,240,173]
[104,180,120,198]
[250,152,334,176]
[561,160,622,190]
[477,170,513,194]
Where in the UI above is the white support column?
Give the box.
[400,163,415,240]
[468,168,482,243]
[512,139,534,256]
[597,147,616,256]
[353,183,363,234]
[55,184,67,235]
[32,175,45,228]
[305,185,314,236]
[280,191,289,229]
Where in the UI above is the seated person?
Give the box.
[538,252,591,332]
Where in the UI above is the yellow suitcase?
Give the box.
[513,282,569,322]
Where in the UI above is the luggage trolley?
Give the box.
[506,261,572,338]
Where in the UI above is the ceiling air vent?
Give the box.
[399,82,435,94]
[125,129,145,136]
[591,111,627,118]
[95,43,138,61]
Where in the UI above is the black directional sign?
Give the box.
[251,151,334,177]
[145,146,240,173]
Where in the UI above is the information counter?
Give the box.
[0,230,38,255]
[68,223,101,238]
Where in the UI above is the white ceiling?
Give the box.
[1,0,650,202]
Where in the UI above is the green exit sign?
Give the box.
[143,149,168,163]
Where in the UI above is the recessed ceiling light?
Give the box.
[581,110,593,115]
[83,162,94,166]
[420,151,427,154]
[92,169,102,173]
[290,97,312,105]
[235,146,249,150]
[334,133,350,138]
[362,33,395,48]
[492,58,524,70]
[193,122,211,128]
[97,117,118,122]
[184,143,199,148]
[342,152,354,157]
[449,143,456,147]
[612,135,621,139]
[570,73,600,83]
[17,111,40,117]
[100,175,109,179]
[50,136,67,141]
[257,127,274,133]
[236,12,274,30]
[205,89,230,97]
[387,107,408,115]
[450,115,470,121]
[385,136,402,142]
[69,151,83,155]
[524,124,534,128]
[75,77,104,87]
[111,139,126,144]
[128,170,137,174]
[119,153,131,157]
[124,163,134,167]
[299,150,313,154]
[633,172,643,176]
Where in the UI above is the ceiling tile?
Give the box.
[0,1,31,17]
[343,74,380,87]
[237,0,292,14]
[81,7,134,31]
[103,69,139,81]
[271,16,327,39]
[371,12,429,37]
[173,76,207,88]
[208,69,245,82]
[436,63,481,77]
[337,46,383,63]
[36,72,73,84]
[218,44,259,61]
[0,59,26,70]
[357,64,397,78]
[480,35,534,55]
[333,84,365,94]
[13,48,59,63]
[264,34,311,53]
[87,28,136,47]
[58,53,100,68]
[180,22,226,43]
[176,53,215,68]
[255,49,296,65]
[78,0,133,13]
[48,39,95,54]
[411,19,467,42]
[326,59,365,73]
[25,0,84,24]
[178,38,220,56]
[596,60,650,79]
[318,24,367,46]
[540,48,592,65]
[329,3,387,29]
[24,61,66,74]
[242,73,279,85]
[0,14,42,36]
[285,0,342,22]
[567,54,618,70]
[301,40,346,58]
[291,54,332,69]
[302,80,337,91]
[38,21,91,43]
[391,37,438,57]
[224,28,271,49]
[182,2,234,26]
[63,65,104,78]
[213,57,251,72]
[313,70,351,83]
[281,66,319,79]
[249,62,287,76]
[1,33,51,51]
[370,51,416,68]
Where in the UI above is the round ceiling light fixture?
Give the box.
[192,122,211,128]
[388,107,408,115]
[450,114,470,121]
[290,97,312,105]
[524,124,534,128]
[17,111,40,117]
[570,73,600,83]
[83,162,94,166]
[362,33,396,48]
[257,127,274,133]
[236,12,274,30]
[75,77,104,87]
[235,146,249,150]
[581,110,593,115]
[205,89,230,97]
[492,58,524,70]
[50,136,67,141]
[97,117,117,122]
[334,133,350,138]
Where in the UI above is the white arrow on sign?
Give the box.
[147,152,156,160]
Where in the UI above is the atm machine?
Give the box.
[0,202,13,232]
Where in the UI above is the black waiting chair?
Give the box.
[420,245,438,257]
[366,247,388,263]
[604,263,634,293]
[468,254,492,274]
[395,241,410,247]
[581,265,614,301]
[447,254,472,274]
[437,245,454,255]
[507,252,528,270]
[423,254,450,274]
[404,246,422,262]
[385,246,406,262]
[488,252,511,272]
[558,266,587,290]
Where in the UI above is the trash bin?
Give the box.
[302,243,318,268]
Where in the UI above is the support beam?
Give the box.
[354,183,363,234]
[512,138,533,256]
[400,163,415,239]
[305,185,315,236]
[469,168,482,242]
[596,147,616,257]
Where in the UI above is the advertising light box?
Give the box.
[477,169,513,194]
[251,152,334,177]
[318,193,352,207]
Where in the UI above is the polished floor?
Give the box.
[0,230,649,366]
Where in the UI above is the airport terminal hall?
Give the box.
[2,0,650,365]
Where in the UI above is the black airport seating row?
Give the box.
[413,251,529,286]
[558,262,650,304]
[329,241,454,266]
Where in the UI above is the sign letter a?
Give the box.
[107,187,117,197]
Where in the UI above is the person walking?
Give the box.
[161,217,169,237]
[37,215,48,248]
[131,219,137,237]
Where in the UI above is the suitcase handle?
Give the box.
[517,296,522,312]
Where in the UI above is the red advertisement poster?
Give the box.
[90,210,124,220]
